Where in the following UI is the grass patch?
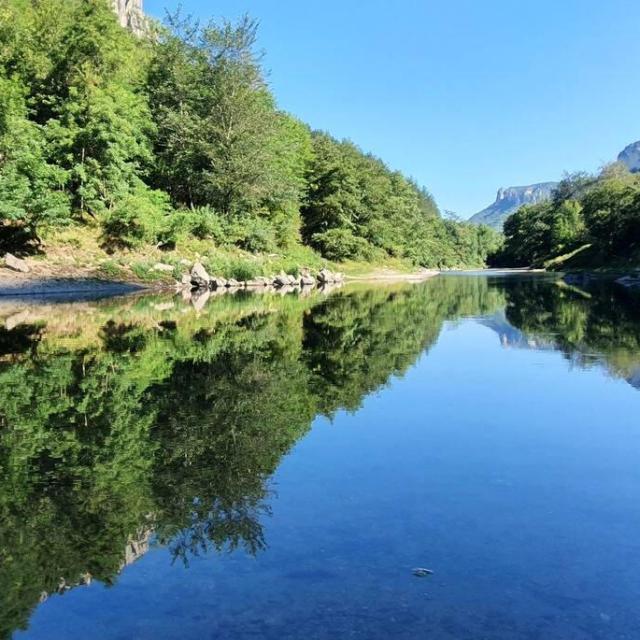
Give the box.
[17,225,428,283]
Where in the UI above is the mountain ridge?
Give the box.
[469,182,558,230]
[618,141,640,173]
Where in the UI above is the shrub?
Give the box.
[101,186,171,249]
[168,207,227,243]
[226,260,261,281]
[311,228,375,261]
[237,217,277,253]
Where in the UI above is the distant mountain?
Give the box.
[618,141,640,173]
[469,182,558,230]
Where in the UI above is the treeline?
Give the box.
[0,0,500,267]
[493,165,640,268]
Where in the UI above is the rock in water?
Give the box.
[190,263,210,289]
[3,253,29,273]
[273,273,290,287]
[210,276,228,289]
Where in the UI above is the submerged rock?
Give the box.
[412,568,434,578]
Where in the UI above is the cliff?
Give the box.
[111,0,144,34]
[618,141,640,173]
[469,182,557,230]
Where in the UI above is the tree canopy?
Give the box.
[0,0,499,268]
[494,166,640,268]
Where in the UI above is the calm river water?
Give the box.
[2,274,640,639]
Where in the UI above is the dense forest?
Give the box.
[0,0,501,273]
[494,165,640,269]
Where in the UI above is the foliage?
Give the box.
[311,228,378,261]
[495,167,640,268]
[101,184,171,249]
[302,131,500,267]
[0,74,70,236]
[0,0,498,268]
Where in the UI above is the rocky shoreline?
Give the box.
[0,250,441,301]
[181,263,344,293]
[562,270,640,293]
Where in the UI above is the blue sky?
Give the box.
[145,0,640,217]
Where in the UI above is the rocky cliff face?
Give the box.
[469,182,557,230]
[618,141,640,173]
[112,0,144,34]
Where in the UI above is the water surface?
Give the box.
[2,275,640,639]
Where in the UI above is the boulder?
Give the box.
[246,277,270,287]
[317,268,333,284]
[227,278,241,288]
[3,253,29,273]
[273,273,290,287]
[210,276,228,289]
[300,274,315,286]
[190,262,210,289]
[287,274,299,286]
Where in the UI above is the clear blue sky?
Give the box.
[145,0,640,217]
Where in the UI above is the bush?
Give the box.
[237,217,277,253]
[101,186,171,249]
[168,207,227,243]
[311,228,376,261]
[226,259,261,281]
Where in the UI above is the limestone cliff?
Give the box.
[618,141,640,173]
[469,182,557,230]
[111,0,144,34]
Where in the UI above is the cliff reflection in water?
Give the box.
[0,275,639,638]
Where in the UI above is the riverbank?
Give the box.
[0,256,440,299]
[0,223,450,296]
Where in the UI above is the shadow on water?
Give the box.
[0,275,639,637]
